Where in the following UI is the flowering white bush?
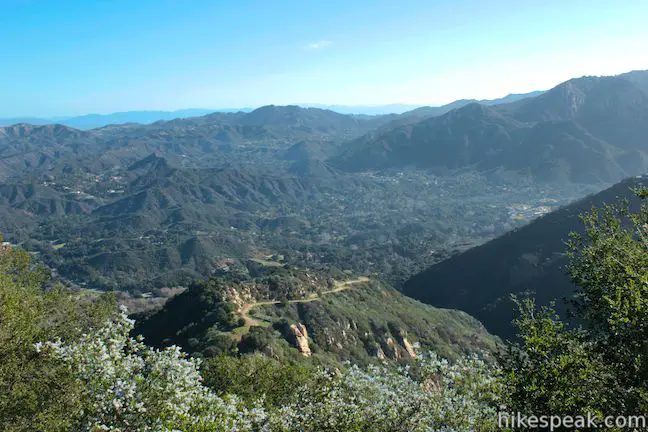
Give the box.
[37,306,266,432]
[36,306,503,431]
[268,353,503,432]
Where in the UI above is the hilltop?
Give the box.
[133,266,497,366]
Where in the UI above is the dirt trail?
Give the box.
[239,276,370,329]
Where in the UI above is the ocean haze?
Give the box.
[0,90,545,129]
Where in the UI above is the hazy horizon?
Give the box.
[0,90,547,120]
[3,0,648,117]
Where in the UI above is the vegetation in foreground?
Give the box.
[0,188,647,431]
[500,187,648,423]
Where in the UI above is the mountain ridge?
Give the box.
[1,70,645,294]
[133,267,498,364]
[0,90,545,129]
[331,72,648,184]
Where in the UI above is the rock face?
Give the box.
[290,323,312,357]
[370,327,418,360]
[396,329,417,358]
[402,338,417,358]
[375,346,386,360]
[383,337,401,360]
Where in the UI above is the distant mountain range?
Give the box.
[332,71,648,184]
[0,91,544,130]
[299,92,544,115]
[0,105,393,181]
[403,174,648,339]
[0,70,645,293]
[387,90,546,120]
[0,109,252,130]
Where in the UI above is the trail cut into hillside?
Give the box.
[237,276,370,335]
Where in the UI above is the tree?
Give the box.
[566,193,648,412]
[201,353,313,407]
[268,353,503,432]
[501,298,616,420]
[36,307,267,431]
[501,188,648,424]
[0,243,115,431]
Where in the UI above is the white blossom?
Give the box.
[268,353,502,432]
[36,309,503,431]
[38,309,266,431]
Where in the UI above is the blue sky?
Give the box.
[2,0,648,116]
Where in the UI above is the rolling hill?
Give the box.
[133,267,498,365]
[1,73,642,293]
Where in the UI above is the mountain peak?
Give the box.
[620,69,648,96]
[127,153,170,173]
[452,102,495,116]
[0,123,37,138]
[246,105,332,119]
[0,122,84,139]
[509,75,646,123]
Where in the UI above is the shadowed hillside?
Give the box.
[331,72,648,184]
[403,175,648,338]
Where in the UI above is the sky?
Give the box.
[2,0,648,117]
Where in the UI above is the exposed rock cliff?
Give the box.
[289,323,312,357]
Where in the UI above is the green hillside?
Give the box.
[134,266,497,366]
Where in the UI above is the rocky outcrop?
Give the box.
[290,323,312,357]
[222,285,253,308]
[402,337,417,358]
[383,337,401,360]
[372,328,418,360]
[375,346,386,360]
[396,329,417,358]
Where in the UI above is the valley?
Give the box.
[0,110,606,294]
[5,159,593,291]
[5,1,648,428]
[1,69,647,362]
